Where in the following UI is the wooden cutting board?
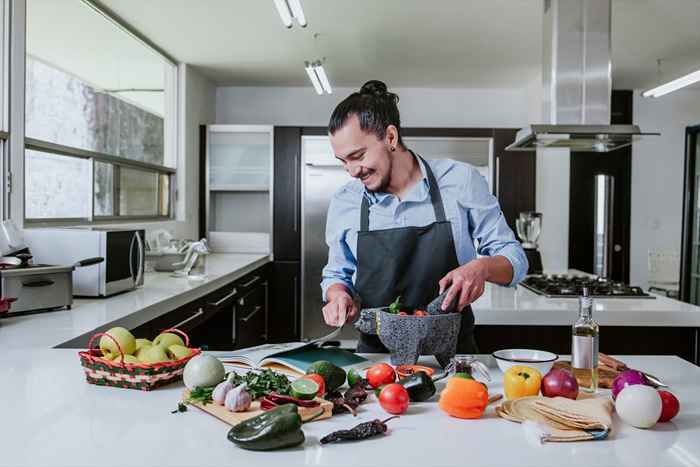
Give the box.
[182,391,333,426]
[553,361,619,389]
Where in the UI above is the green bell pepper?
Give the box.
[227,404,305,451]
[399,371,436,402]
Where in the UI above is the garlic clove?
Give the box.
[212,381,234,405]
[224,384,252,412]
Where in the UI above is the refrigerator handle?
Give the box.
[304,162,342,167]
[293,153,299,233]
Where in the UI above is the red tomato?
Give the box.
[658,390,680,422]
[366,363,396,388]
[398,311,408,316]
[302,373,326,396]
[414,310,428,317]
[379,383,409,414]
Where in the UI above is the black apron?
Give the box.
[354,154,478,354]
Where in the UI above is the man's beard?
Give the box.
[366,155,392,193]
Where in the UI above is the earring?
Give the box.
[391,146,396,152]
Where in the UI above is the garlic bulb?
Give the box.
[212,380,234,405]
[224,384,252,412]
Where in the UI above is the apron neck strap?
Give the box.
[360,152,447,231]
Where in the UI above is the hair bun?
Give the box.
[360,80,388,96]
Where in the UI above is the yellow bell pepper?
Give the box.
[503,365,542,400]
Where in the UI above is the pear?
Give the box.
[111,354,141,365]
[153,332,184,349]
[134,338,152,352]
[167,344,192,361]
[134,343,153,360]
[137,345,170,364]
[100,327,136,359]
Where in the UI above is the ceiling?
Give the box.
[38,0,700,93]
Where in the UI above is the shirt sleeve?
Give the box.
[458,166,529,287]
[320,188,359,301]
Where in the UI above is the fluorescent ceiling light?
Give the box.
[305,61,323,95]
[313,62,332,94]
[287,0,307,27]
[273,0,306,28]
[643,69,700,98]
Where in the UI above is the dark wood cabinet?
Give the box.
[494,129,536,232]
[234,280,268,349]
[273,127,302,261]
[268,261,300,342]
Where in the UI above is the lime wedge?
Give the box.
[290,378,319,400]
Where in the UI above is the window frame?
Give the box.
[9,0,180,228]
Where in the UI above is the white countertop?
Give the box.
[472,280,700,327]
[0,253,270,350]
[1,352,698,467]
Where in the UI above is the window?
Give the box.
[24,0,177,223]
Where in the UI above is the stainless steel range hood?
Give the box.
[508,124,658,152]
[507,0,658,153]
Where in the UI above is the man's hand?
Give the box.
[438,256,514,311]
[322,284,358,327]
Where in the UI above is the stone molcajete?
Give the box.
[354,307,462,368]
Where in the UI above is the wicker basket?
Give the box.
[78,328,202,391]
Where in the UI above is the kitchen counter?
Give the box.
[0,253,270,350]
[472,280,700,327]
[1,352,698,467]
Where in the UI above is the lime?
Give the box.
[347,368,364,387]
[290,378,319,400]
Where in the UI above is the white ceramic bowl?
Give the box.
[492,349,558,374]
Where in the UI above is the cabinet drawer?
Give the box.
[150,301,207,336]
[235,284,267,349]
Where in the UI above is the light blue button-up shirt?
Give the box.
[320,155,528,301]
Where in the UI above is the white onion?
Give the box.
[615,384,662,429]
[183,354,225,390]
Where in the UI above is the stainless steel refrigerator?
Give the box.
[301,135,493,340]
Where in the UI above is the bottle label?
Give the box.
[572,335,598,369]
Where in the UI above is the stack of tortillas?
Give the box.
[496,396,614,442]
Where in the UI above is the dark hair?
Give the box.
[328,80,403,146]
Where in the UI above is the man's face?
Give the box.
[329,115,393,192]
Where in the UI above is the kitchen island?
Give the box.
[1,350,698,467]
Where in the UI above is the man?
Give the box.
[321,80,527,353]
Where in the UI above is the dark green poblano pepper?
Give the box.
[227,404,305,451]
[398,371,436,402]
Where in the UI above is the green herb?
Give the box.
[187,386,214,405]
[388,296,402,314]
[228,369,291,400]
[171,402,188,414]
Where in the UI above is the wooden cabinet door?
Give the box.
[235,283,268,349]
[273,127,302,261]
[268,261,300,342]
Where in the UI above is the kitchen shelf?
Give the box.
[209,185,269,192]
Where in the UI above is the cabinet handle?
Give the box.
[293,275,298,338]
[241,305,262,323]
[172,309,205,329]
[239,275,260,288]
[208,288,238,308]
[293,153,299,233]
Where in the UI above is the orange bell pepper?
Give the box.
[503,365,542,400]
[438,377,489,419]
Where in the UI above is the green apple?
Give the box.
[100,327,136,359]
[134,338,152,352]
[111,354,141,365]
[137,345,170,364]
[153,332,184,349]
[134,343,153,360]
[167,344,192,360]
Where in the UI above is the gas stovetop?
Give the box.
[520,275,654,299]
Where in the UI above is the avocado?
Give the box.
[306,360,346,393]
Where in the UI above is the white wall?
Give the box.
[630,89,700,289]
[216,86,531,128]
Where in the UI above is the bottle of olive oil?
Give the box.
[571,287,599,394]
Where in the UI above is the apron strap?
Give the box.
[360,152,447,231]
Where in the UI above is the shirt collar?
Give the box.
[363,150,430,205]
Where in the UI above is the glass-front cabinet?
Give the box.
[204,125,273,253]
[681,125,700,305]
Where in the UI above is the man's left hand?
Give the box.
[438,259,489,311]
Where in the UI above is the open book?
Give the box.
[218,328,369,377]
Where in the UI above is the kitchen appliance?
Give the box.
[0,253,103,314]
[516,212,543,275]
[301,135,494,340]
[520,275,653,299]
[23,227,145,297]
[506,1,658,153]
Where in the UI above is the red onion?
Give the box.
[541,368,579,400]
[611,369,648,400]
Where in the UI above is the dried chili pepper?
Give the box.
[260,392,320,410]
[320,416,399,444]
[327,383,369,416]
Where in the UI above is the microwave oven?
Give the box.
[23,227,145,297]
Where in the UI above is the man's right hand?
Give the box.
[322,284,358,327]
